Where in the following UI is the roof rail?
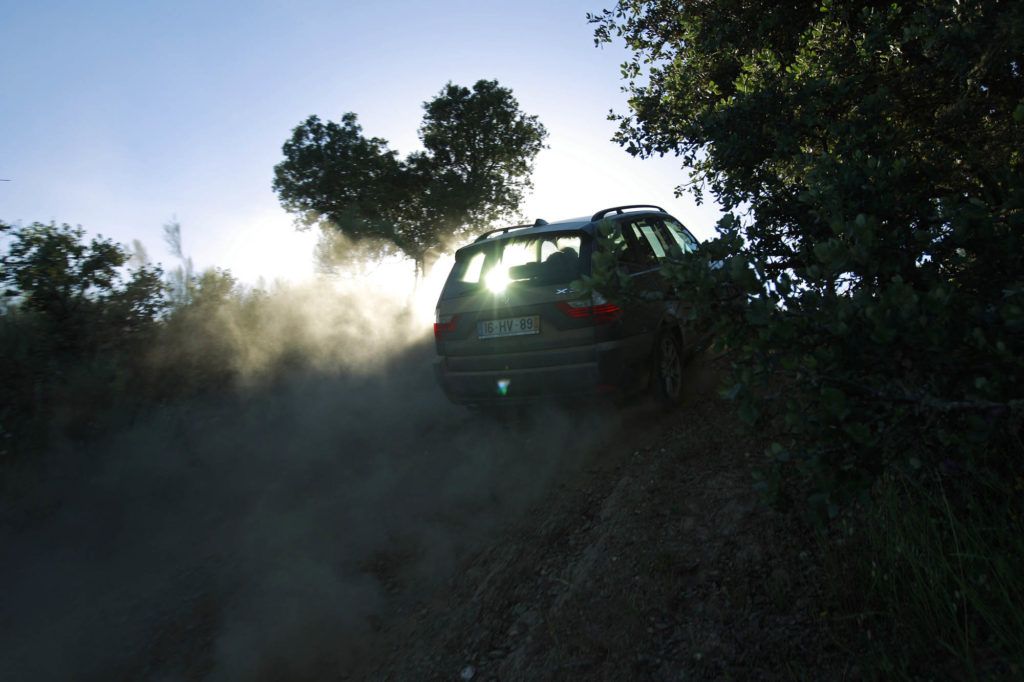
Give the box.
[473,218,548,242]
[591,204,667,221]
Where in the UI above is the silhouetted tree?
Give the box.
[0,221,166,454]
[0,222,165,347]
[592,0,1024,504]
[273,79,548,277]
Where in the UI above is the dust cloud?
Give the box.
[0,276,621,681]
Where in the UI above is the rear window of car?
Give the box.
[442,232,587,299]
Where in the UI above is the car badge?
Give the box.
[556,287,574,295]
[503,295,512,307]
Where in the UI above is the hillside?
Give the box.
[356,357,846,681]
[1,348,849,681]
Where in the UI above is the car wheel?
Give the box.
[652,328,684,407]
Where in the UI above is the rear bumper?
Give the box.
[433,341,638,406]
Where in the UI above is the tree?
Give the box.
[591,5,1024,673]
[0,222,167,454]
[591,0,1024,506]
[0,222,166,343]
[273,79,548,277]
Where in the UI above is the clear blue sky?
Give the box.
[1,0,722,285]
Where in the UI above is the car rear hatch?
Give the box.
[434,230,617,400]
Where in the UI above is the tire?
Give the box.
[651,328,684,407]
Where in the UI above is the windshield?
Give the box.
[442,233,587,299]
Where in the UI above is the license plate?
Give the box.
[477,315,541,339]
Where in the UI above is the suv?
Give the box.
[432,205,704,407]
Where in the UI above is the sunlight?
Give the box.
[485,264,511,294]
[328,252,452,330]
[221,210,319,285]
[212,209,451,331]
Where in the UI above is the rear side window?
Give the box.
[458,251,486,284]
[617,221,661,271]
[663,219,699,255]
[442,233,586,299]
[634,220,671,259]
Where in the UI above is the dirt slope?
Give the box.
[353,359,848,681]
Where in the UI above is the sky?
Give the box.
[1,0,723,288]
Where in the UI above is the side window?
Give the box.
[618,222,659,272]
[635,220,670,259]
[662,218,699,255]
[460,251,486,283]
[595,223,626,257]
[540,239,558,261]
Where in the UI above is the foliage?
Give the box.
[0,219,428,462]
[0,221,166,350]
[820,460,1024,680]
[273,79,547,276]
[273,113,402,251]
[0,221,274,459]
[592,1,1024,674]
[0,221,167,456]
[591,0,1024,510]
[162,218,197,307]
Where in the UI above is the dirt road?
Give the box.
[1,345,844,681]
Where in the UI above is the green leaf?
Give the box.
[842,422,872,445]
[738,400,761,425]
[821,387,848,418]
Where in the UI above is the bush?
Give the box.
[0,222,167,459]
[826,463,1024,678]
[592,0,1023,674]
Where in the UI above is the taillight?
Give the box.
[557,295,621,324]
[557,300,594,318]
[591,302,623,324]
[433,312,459,339]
